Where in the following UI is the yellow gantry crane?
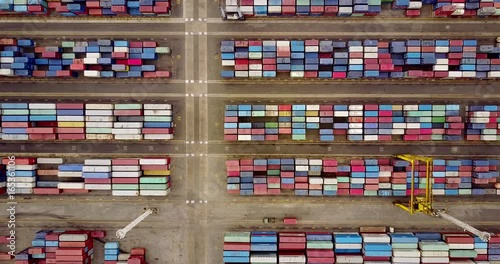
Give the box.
[393,154,492,242]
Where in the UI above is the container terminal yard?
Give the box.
[0,0,500,263]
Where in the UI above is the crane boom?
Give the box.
[435,210,491,242]
[116,209,153,239]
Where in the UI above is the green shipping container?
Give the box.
[323,185,338,191]
[140,177,168,184]
[296,0,310,5]
[30,110,57,115]
[432,111,445,117]
[252,111,265,117]
[115,104,142,110]
[62,41,75,48]
[432,105,446,111]
[449,250,477,258]
[265,122,278,128]
[307,241,334,249]
[224,232,251,243]
[418,242,449,251]
[364,190,378,196]
[112,184,139,190]
[292,117,306,122]
[2,109,29,115]
[459,189,472,195]
[86,128,113,134]
[292,135,306,140]
[432,117,446,123]
[337,177,350,183]
[431,135,444,140]
[267,170,280,176]
[62,53,76,59]
[156,47,171,54]
[140,184,168,190]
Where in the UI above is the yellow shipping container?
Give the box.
[58,122,85,128]
[306,111,318,117]
[143,170,171,176]
[279,111,291,117]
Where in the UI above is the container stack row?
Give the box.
[3,157,172,196]
[105,241,148,263]
[0,0,172,16]
[0,164,5,195]
[223,231,500,264]
[0,102,174,141]
[226,158,500,196]
[16,231,98,264]
[223,104,489,142]
[220,38,500,79]
[226,0,500,17]
[0,38,171,78]
[466,105,500,141]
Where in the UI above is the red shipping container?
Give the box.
[127,59,143,66]
[332,72,346,79]
[2,122,30,128]
[263,65,276,71]
[32,70,47,77]
[141,165,170,170]
[305,39,319,46]
[57,103,84,110]
[405,9,420,16]
[265,135,278,140]
[56,248,85,256]
[112,158,140,165]
[305,71,318,78]
[86,1,100,7]
[70,64,86,71]
[42,52,60,59]
[45,233,60,241]
[113,178,139,184]
[27,127,55,134]
[29,134,57,140]
[90,230,106,238]
[364,256,390,261]
[57,128,85,134]
[61,189,90,194]
[249,40,262,46]
[279,243,305,250]
[235,64,249,71]
[114,110,142,116]
[111,6,127,13]
[307,257,335,263]
[140,6,154,12]
[155,71,171,78]
[85,178,111,184]
[282,6,295,14]
[28,5,43,12]
[434,71,448,78]
[3,157,36,165]
[143,41,157,48]
[224,243,250,251]
[0,253,13,260]
[324,5,338,14]
[154,6,169,13]
[58,134,86,140]
[112,52,128,59]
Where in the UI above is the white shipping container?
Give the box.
[82,166,111,172]
[58,116,85,122]
[222,60,235,66]
[481,135,498,141]
[306,117,320,123]
[473,111,491,117]
[29,103,56,109]
[0,57,14,63]
[144,109,172,116]
[295,158,308,165]
[111,129,141,135]
[420,257,449,263]
[435,47,450,53]
[324,178,337,184]
[0,182,5,188]
[235,71,249,78]
[86,104,114,110]
[86,134,114,140]
[14,183,36,188]
[309,177,324,184]
[290,71,304,78]
[306,105,320,111]
[112,190,139,196]
[379,171,392,177]
[403,105,418,111]
[433,65,449,71]
[239,5,254,14]
[112,166,140,171]
[336,255,363,263]
[351,178,365,184]
[488,71,500,78]
[364,47,378,52]
[139,158,168,165]
[279,255,306,262]
[144,104,172,110]
[338,6,353,14]
[451,8,465,15]
[295,165,309,171]
[114,135,143,140]
[112,171,142,178]
[140,189,170,196]
[305,46,319,52]
[85,184,112,190]
[86,122,113,128]
[86,110,113,116]
[249,71,263,77]
[361,233,390,243]
[447,244,474,250]
[436,58,449,65]
[57,171,83,177]
[266,105,278,111]
[144,134,174,140]
[448,71,463,78]
[309,159,322,166]
[349,59,363,65]
[249,64,263,70]
[237,135,252,141]
[393,249,421,257]
[432,189,445,195]
[13,176,36,183]
[420,251,449,257]
[114,122,143,128]
[348,129,363,135]
[349,111,363,117]
[84,159,112,166]
[335,244,363,249]
[364,53,378,59]
[59,233,89,242]
[114,47,129,53]
[470,117,489,123]
[14,165,37,170]
[407,123,421,129]
[118,254,131,261]
[0,69,14,76]
[462,71,476,78]
[334,111,349,117]
[349,123,363,129]
[393,123,407,129]
[2,134,29,140]
[254,0,266,5]
[379,183,392,189]
[445,171,459,177]
[263,40,276,46]
[15,188,33,194]
[276,40,290,47]
[86,53,101,59]
[364,135,378,141]
[86,116,115,122]
[408,1,422,8]
[57,182,85,190]
[116,262,127,264]
[474,249,487,255]
[83,58,98,65]
[349,46,363,52]
[392,257,420,263]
